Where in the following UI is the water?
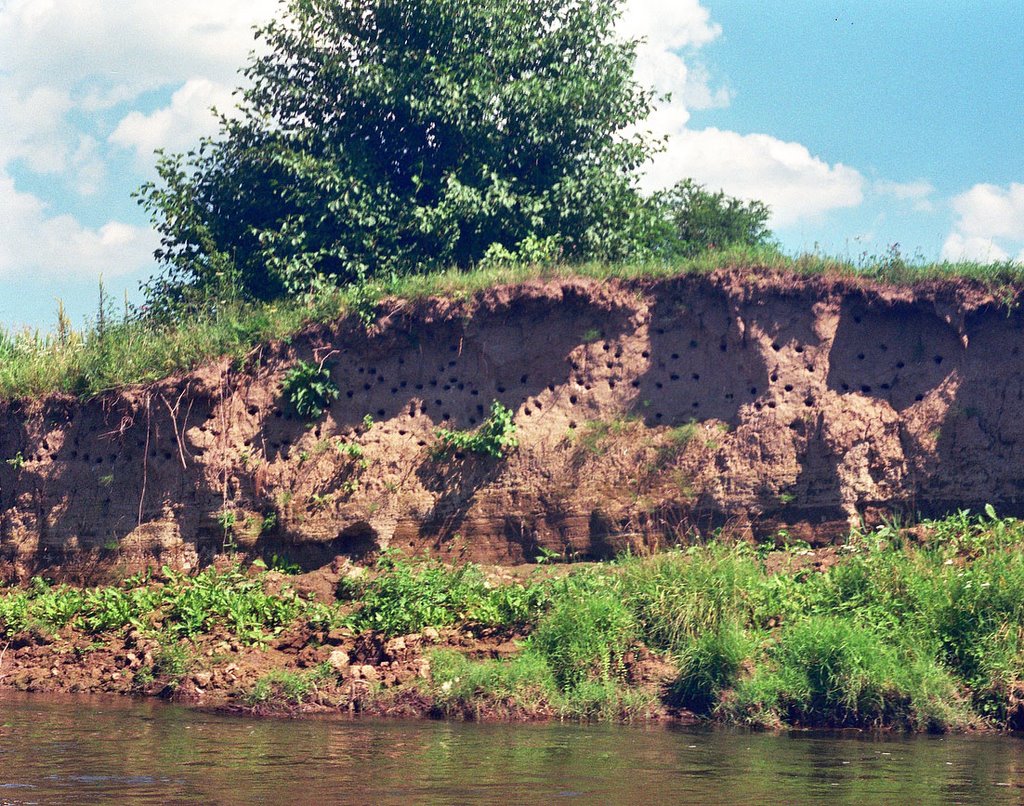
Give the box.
[0,693,1021,804]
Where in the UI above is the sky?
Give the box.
[1,0,1022,331]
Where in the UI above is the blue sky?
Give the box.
[1,0,1022,332]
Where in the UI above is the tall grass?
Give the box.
[420,513,1024,729]
[3,246,1020,400]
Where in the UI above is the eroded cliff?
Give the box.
[2,269,1021,578]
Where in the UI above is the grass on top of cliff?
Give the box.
[2,245,1023,400]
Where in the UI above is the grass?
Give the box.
[409,511,1024,730]
[245,663,335,707]
[2,244,1021,400]
[0,565,332,645]
[4,512,1024,729]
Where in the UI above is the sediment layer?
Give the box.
[2,269,1020,577]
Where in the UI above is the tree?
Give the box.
[655,179,773,258]
[138,0,659,312]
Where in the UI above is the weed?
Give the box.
[574,416,638,457]
[5,452,24,469]
[335,440,364,459]
[245,664,335,707]
[435,400,518,458]
[282,359,339,420]
[3,251,1023,402]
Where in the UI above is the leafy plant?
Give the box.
[436,400,518,458]
[136,0,661,313]
[282,359,339,420]
[653,179,773,258]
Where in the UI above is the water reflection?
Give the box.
[0,693,1021,804]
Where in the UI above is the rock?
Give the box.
[328,649,350,673]
[360,664,379,682]
[192,671,213,688]
[385,636,406,655]
[421,627,440,643]
[326,628,352,645]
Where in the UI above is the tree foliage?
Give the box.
[655,179,773,258]
[138,0,662,313]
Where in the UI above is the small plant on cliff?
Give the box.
[282,359,339,420]
[435,401,518,458]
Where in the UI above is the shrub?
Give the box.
[435,400,518,458]
[528,576,636,691]
[672,623,751,713]
[281,359,339,420]
[344,554,546,635]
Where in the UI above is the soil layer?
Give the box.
[2,269,1021,578]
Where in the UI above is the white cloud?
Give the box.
[622,1,863,226]
[619,0,728,135]
[950,182,1024,241]
[0,1,275,286]
[110,78,237,161]
[0,172,158,281]
[940,233,1010,263]
[0,0,277,102]
[941,182,1024,263]
[642,128,864,227]
[874,179,936,212]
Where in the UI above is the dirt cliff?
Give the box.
[1,268,1021,578]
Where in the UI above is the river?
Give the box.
[0,693,1021,804]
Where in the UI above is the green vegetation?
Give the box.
[435,400,519,458]
[281,359,340,420]
[6,511,1024,729]
[338,551,544,634]
[2,247,1021,401]
[361,511,1024,729]
[137,0,663,312]
[657,179,771,258]
[245,664,335,708]
[0,566,326,646]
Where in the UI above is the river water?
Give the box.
[0,693,1021,804]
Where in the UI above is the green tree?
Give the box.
[655,179,773,258]
[138,0,659,314]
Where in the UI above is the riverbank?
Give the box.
[5,263,1024,577]
[2,512,1023,732]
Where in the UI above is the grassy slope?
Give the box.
[3,245,1023,400]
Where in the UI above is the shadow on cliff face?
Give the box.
[1,388,230,578]
[928,307,1024,517]
[314,290,634,435]
[818,299,964,523]
[393,292,636,548]
[632,282,770,428]
[826,300,962,412]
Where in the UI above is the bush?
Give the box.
[345,554,546,635]
[728,617,961,730]
[528,576,636,691]
[672,623,751,714]
[281,360,340,420]
[654,179,773,258]
[435,400,518,458]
